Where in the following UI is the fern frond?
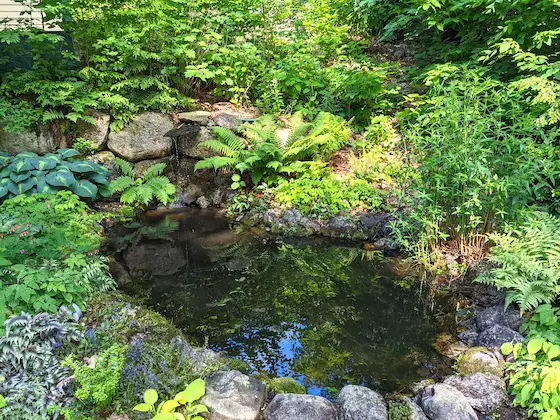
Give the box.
[109,176,136,193]
[115,158,135,177]
[194,156,237,170]
[212,127,246,151]
[142,163,167,180]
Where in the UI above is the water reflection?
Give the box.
[112,209,452,395]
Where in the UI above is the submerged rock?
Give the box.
[476,324,523,349]
[266,394,337,420]
[202,370,266,420]
[107,112,173,162]
[444,373,506,415]
[123,242,187,276]
[475,306,524,332]
[419,383,477,420]
[337,385,388,420]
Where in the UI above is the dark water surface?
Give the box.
[111,209,454,396]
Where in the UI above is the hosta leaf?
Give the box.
[57,148,80,159]
[9,171,32,183]
[0,168,9,178]
[8,178,34,195]
[15,152,37,159]
[8,159,34,173]
[0,183,9,198]
[144,389,158,405]
[0,154,12,165]
[98,185,112,198]
[72,179,98,198]
[46,171,76,187]
[88,172,110,186]
[44,153,62,164]
[69,161,103,173]
[37,178,61,194]
[31,157,57,171]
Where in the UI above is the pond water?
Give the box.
[110,209,454,396]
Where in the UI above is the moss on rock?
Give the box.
[269,377,307,394]
[455,347,505,377]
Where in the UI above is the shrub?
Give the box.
[502,304,560,420]
[195,112,351,187]
[0,149,110,201]
[110,159,176,208]
[391,72,560,263]
[476,212,560,313]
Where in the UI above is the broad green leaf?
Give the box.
[88,172,110,186]
[8,178,34,195]
[69,161,102,173]
[152,414,175,420]
[0,168,9,177]
[45,171,76,187]
[57,148,80,159]
[527,338,545,355]
[180,378,205,404]
[37,178,61,194]
[15,152,37,159]
[8,159,34,173]
[72,180,98,198]
[0,183,10,198]
[0,394,6,408]
[501,342,514,355]
[161,400,180,413]
[547,344,560,359]
[144,389,158,405]
[9,171,32,183]
[133,403,152,412]
[31,157,57,171]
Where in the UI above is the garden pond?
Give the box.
[108,209,456,396]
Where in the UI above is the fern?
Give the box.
[114,158,135,178]
[476,212,560,312]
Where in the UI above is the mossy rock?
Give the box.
[269,377,307,394]
[225,358,250,374]
[455,346,505,377]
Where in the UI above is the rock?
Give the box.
[108,112,173,162]
[178,111,211,125]
[81,112,110,150]
[201,370,266,420]
[190,347,222,374]
[133,157,170,177]
[411,379,435,395]
[456,347,505,377]
[108,259,132,287]
[372,237,399,251]
[401,397,429,420]
[196,196,210,208]
[167,124,215,159]
[212,113,243,131]
[281,209,303,226]
[174,183,203,205]
[0,127,59,154]
[323,216,356,237]
[263,208,282,226]
[433,333,470,359]
[266,394,337,420]
[476,324,524,349]
[476,306,524,332]
[299,216,321,233]
[419,383,477,420]
[444,373,506,414]
[123,242,187,276]
[358,212,390,237]
[457,330,479,346]
[337,385,388,420]
[243,210,262,227]
[210,190,224,206]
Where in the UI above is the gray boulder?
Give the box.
[81,112,110,150]
[212,113,243,131]
[444,373,506,414]
[266,394,337,420]
[196,196,210,209]
[476,324,524,349]
[201,370,266,420]
[108,112,173,162]
[173,125,214,159]
[401,397,429,420]
[190,347,222,375]
[178,110,211,125]
[419,383,477,420]
[174,183,203,205]
[476,306,524,332]
[0,127,59,154]
[123,242,187,276]
[337,385,387,420]
[323,216,356,237]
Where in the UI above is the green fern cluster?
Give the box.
[109,159,176,208]
[476,212,560,312]
[195,111,351,186]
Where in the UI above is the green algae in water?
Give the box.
[114,209,453,395]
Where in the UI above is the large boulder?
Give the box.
[178,111,211,125]
[401,397,429,420]
[476,306,524,332]
[266,394,337,420]
[476,324,524,349]
[168,124,215,159]
[123,242,187,276]
[444,373,506,415]
[108,112,173,162]
[337,385,388,420]
[0,127,59,154]
[456,347,505,377]
[419,383,477,420]
[81,112,110,150]
[201,370,266,420]
[211,113,243,131]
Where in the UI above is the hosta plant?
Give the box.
[109,159,176,208]
[134,379,208,420]
[0,149,110,201]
